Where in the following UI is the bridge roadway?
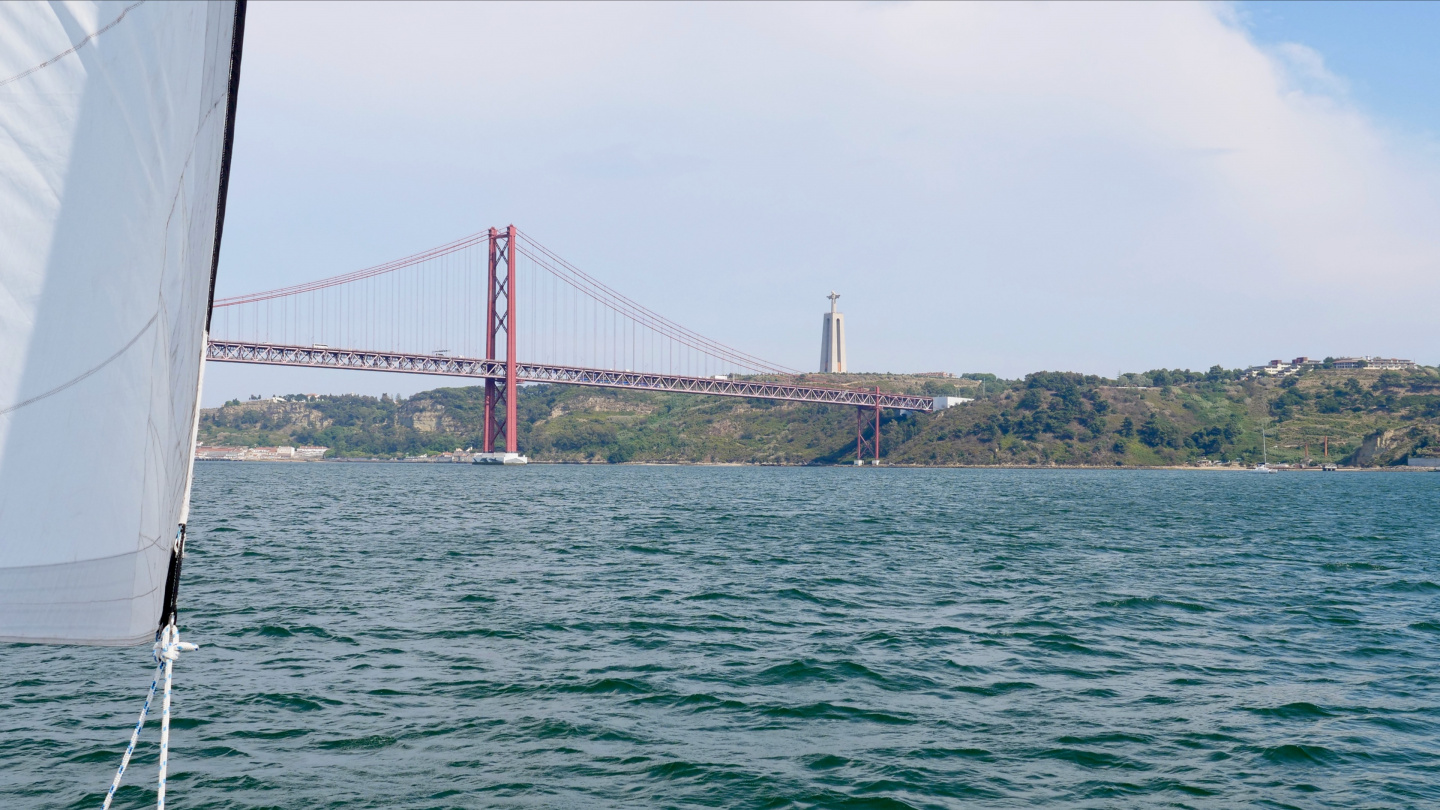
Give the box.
[206,341,935,412]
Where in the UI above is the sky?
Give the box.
[204,1,1440,406]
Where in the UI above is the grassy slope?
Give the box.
[198,367,1440,466]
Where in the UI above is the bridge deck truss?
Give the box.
[206,341,935,412]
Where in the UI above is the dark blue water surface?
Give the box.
[3,465,1439,808]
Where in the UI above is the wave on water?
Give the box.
[3,466,1438,808]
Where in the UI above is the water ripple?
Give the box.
[2,465,1438,808]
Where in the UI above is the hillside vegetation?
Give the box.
[199,366,1440,467]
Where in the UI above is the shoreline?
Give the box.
[195,458,1435,472]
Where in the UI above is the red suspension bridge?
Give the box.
[207,226,933,461]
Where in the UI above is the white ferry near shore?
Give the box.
[473,452,529,465]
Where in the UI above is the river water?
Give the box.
[3,465,1438,808]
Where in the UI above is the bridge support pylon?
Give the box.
[483,225,519,454]
[856,388,880,465]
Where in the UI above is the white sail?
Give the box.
[0,1,242,645]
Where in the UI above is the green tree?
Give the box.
[1375,371,1403,390]
[1138,415,1181,449]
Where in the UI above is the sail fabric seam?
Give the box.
[4,590,159,608]
[0,1,146,89]
[0,311,157,417]
[0,541,167,574]
[0,532,167,586]
[0,632,153,646]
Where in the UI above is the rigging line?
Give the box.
[0,0,146,88]
[101,658,161,810]
[0,311,158,417]
[154,625,197,810]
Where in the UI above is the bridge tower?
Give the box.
[483,225,519,455]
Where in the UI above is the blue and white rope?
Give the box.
[157,625,176,810]
[101,624,197,809]
[101,658,162,809]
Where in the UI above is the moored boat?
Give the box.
[474,452,529,465]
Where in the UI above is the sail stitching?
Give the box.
[0,311,157,416]
[0,0,147,89]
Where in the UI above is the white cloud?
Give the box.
[208,0,1440,401]
[1271,41,1349,97]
